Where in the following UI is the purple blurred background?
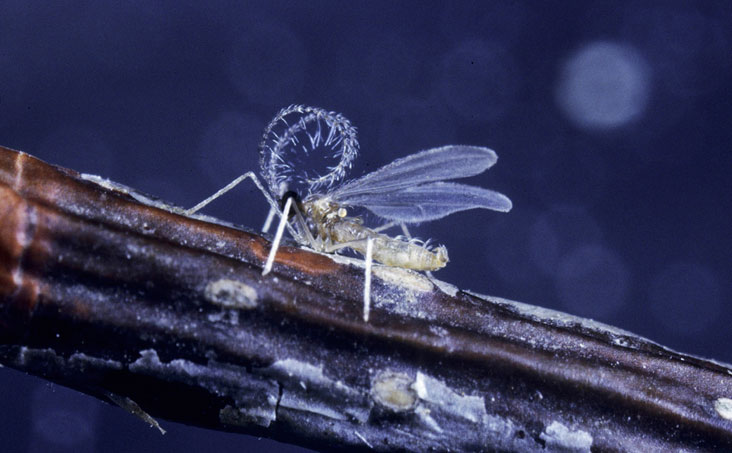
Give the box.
[1,1,731,451]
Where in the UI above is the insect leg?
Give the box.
[185,172,276,217]
[373,222,414,238]
[372,221,398,233]
[288,201,319,249]
[185,172,301,240]
[262,182,289,233]
[321,238,373,254]
[261,208,276,233]
[321,235,378,322]
[262,196,293,275]
[400,223,412,238]
[363,238,373,322]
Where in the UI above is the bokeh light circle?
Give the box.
[556,41,651,131]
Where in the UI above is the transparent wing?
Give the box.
[329,145,498,200]
[346,181,512,223]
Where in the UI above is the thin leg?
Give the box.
[186,172,275,215]
[262,196,293,276]
[372,222,397,233]
[186,171,300,240]
[373,222,412,239]
[321,238,373,254]
[400,223,412,238]
[261,207,276,233]
[363,238,374,322]
[288,201,318,248]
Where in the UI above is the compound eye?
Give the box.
[280,190,301,218]
[338,207,347,218]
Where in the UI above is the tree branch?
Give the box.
[1,145,731,452]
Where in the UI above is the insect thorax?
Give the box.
[304,201,449,271]
[301,196,346,238]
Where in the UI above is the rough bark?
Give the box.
[1,145,731,452]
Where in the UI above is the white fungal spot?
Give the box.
[370,371,417,412]
[204,279,258,309]
[715,398,732,421]
[412,372,487,424]
[540,421,593,452]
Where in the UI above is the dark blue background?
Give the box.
[1,1,730,452]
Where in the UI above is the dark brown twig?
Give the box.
[1,145,731,452]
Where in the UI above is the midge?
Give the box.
[186,105,512,320]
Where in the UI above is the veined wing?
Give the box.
[344,181,512,223]
[330,145,498,200]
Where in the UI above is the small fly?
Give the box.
[186,105,512,320]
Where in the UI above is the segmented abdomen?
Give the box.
[328,220,448,271]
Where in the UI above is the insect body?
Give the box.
[187,105,512,320]
[281,140,512,273]
[300,196,449,271]
[328,219,449,271]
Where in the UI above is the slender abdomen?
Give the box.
[328,220,448,271]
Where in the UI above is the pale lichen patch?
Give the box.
[130,349,279,428]
[400,371,524,449]
[412,372,487,424]
[466,291,639,341]
[206,309,240,326]
[372,266,433,293]
[261,358,370,423]
[17,346,63,368]
[204,279,258,309]
[540,421,593,452]
[80,173,181,213]
[430,277,459,297]
[715,397,732,421]
[370,370,417,412]
[68,353,123,371]
[266,359,342,390]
